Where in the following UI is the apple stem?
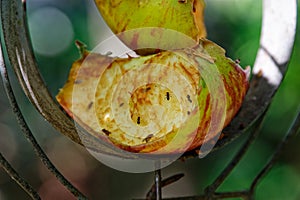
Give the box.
[75,40,88,58]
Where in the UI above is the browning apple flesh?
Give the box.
[56,39,249,154]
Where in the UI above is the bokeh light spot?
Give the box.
[28,6,74,56]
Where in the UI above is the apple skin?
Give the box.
[56,39,249,154]
[94,0,206,55]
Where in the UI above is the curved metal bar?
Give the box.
[204,115,264,196]
[0,0,81,144]
[0,0,129,158]
[0,31,87,199]
[200,0,297,194]
[250,110,300,194]
[215,0,297,149]
[0,153,41,200]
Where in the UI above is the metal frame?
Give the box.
[0,0,298,199]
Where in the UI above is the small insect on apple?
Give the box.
[56,39,249,154]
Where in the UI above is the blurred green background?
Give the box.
[0,0,299,199]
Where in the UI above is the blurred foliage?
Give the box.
[0,0,299,199]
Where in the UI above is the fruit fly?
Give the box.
[137,116,141,124]
[187,94,192,103]
[143,134,154,143]
[166,92,170,101]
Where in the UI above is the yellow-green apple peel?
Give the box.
[94,0,206,55]
[56,39,249,154]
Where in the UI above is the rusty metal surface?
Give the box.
[215,0,297,150]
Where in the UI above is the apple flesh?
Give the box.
[56,39,249,154]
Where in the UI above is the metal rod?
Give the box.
[205,116,264,196]
[250,111,300,194]
[146,173,184,199]
[154,169,162,200]
[0,153,41,200]
[0,38,88,199]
